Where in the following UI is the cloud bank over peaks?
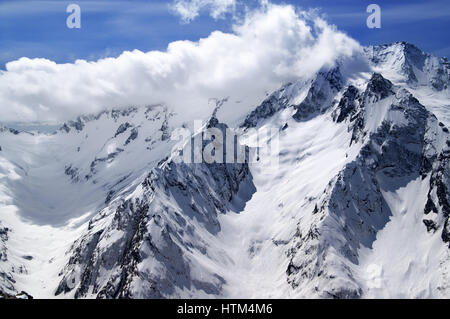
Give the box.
[0,3,364,124]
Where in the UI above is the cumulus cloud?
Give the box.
[171,0,237,23]
[0,3,363,124]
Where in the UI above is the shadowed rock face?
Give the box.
[334,85,359,123]
[0,225,8,262]
[0,223,14,295]
[241,67,343,129]
[0,290,33,299]
[241,85,293,129]
[292,68,343,122]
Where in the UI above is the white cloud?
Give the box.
[0,3,364,124]
[170,0,237,23]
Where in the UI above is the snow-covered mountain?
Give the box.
[0,42,449,299]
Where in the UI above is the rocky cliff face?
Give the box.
[0,223,14,295]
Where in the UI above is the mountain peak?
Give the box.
[366,42,449,91]
[365,73,394,99]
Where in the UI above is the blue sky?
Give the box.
[0,0,449,69]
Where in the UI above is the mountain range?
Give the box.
[0,42,449,299]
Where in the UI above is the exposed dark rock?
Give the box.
[423,219,438,232]
[334,85,359,123]
[241,85,291,128]
[115,122,132,137]
[364,73,394,101]
[160,119,170,141]
[65,165,80,183]
[125,128,138,145]
[293,68,343,121]
[0,290,33,299]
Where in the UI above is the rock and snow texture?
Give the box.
[366,42,450,127]
[0,42,449,298]
[54,117,254,298]
[286,73,450,298]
